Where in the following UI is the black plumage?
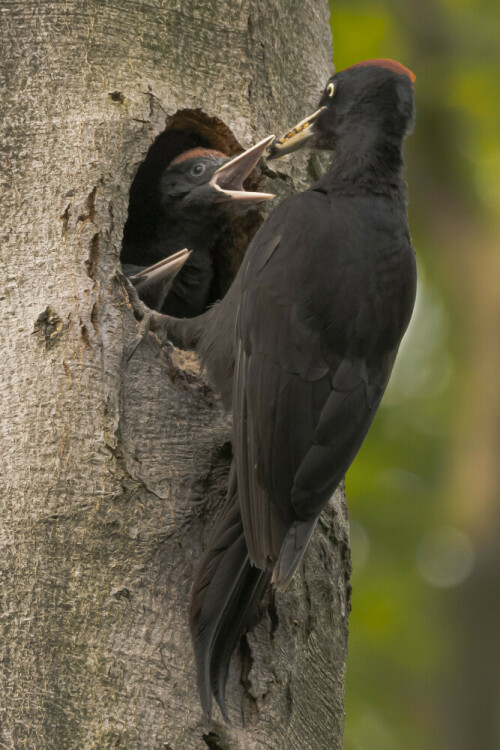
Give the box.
[121,138,274,315]
[123,248,191,312]
[128,59,417,718]
[188,469,271,720]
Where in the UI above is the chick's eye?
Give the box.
[191,163,206,176]
[326,82,335,98]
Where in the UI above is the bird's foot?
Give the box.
[124,276,174,361]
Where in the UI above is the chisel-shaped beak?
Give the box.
[128,249,191,289]
[267,107,327,159]
[210,135,276,202]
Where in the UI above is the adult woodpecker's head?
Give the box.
[160,135,275,214]
[268,59,415,161]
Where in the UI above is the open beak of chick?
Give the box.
[210,135,276,202]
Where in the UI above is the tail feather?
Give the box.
[189,497,270,720]
[210,562,270,719]
[271,518,318,591]
[189,501,244,716]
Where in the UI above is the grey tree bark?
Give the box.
[0,2,350,748]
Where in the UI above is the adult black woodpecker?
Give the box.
[127,59,417,719]
[121,137,275,316]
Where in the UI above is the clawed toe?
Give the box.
[124,276,149,321]
[124,275,173,360]
[126,314,153,361]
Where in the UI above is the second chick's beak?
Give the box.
[210,135,276,202]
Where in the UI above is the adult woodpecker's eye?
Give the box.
[326,82,335,98]
[191,163,206,176]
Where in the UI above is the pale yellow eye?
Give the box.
[326,82,335,98]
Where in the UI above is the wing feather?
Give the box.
[232,189,412,583]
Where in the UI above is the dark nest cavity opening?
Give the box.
[121,109,267,309]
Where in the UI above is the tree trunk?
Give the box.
[0,2,350,748]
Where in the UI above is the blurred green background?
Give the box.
[328,2,500,749]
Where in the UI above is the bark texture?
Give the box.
[0,2,350,748]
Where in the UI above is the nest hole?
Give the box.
[121,109,266,308]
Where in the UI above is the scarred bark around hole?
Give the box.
[0,2,349,748]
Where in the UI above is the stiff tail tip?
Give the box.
[271,519,318,590]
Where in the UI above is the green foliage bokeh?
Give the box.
[329,2,500,749]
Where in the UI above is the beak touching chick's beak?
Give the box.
[267,107,326,159]
[210,135,276,202]
[267,59,416,160]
